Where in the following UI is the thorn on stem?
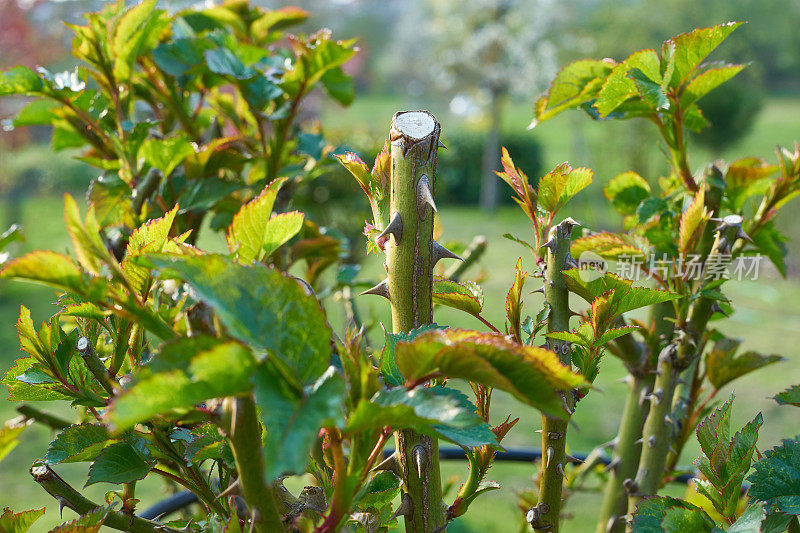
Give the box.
[416,174,436,217]
[432,240,462,265]
[378,212,403,244]
[360,279,390,300]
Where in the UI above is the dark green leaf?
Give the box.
[46,424,110,464]
[659,505,715,532]
[748,436,800,515]
[380,324,442,387]
[86,437,155,486]
[357,471,401,509]
[630,496,708,532]
[628,68,669,110]
[752,222,788,277]
[144,255,332,384]
[320,66,355,105]
[253,364,345,480]
[705,337,783,390]
[774,385,800,408]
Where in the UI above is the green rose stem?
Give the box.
[361,110,459,533]
[597,302,673,533]
[626,216,746,521]
[530,219,576,533]
[226,396,285,532]
[29,462,180,533]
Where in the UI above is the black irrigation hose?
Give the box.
[139,447,696,520]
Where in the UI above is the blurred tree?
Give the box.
[392,0,561,210]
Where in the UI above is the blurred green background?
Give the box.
[1,0,799,530]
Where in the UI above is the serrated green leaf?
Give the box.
[659,505,715,532]
[571,232,649,260]
[226,178,289,263]
[346,386,497,449]
[380,324,442,387]
[662,22,744,87]
[681,64,745,109]
[726,501,766,533]
[0,251,85,293]
[705,337,783,390]
[432,277,483,317]
[262,211,304,257]
[45,424,110,464]
[563,269,680,316]
[532,59,614,126]
[752,221,788,277]
[88,175,135,229]
[140,134,194,178]
[320,66,354,105]
[107,341,255,430]
[357,471,401,509]
[628,67,669,111]
[604,172,651,216]
[678,188,710,255]
[630,496,708,532]
[253,364,344,480]
[774,385,800,408]
[182,423,233,467]
[395,329,588,418]
[86,437,155,486]
[748,436,800,515]
[0,66,43,96]
[537,162,593,214]
[2,357,68,402]
[0,507,45,533]
[112,0,169,83]
[144,254,331,384]
[595,49,661,117]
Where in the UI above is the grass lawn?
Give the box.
[0,95,798,530]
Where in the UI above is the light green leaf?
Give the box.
[630,496,709,532]
[659,506,715,532]
[49,505,111,533]
[0,418,30,464]
[0,66,43,96]
[571,232,649,261]
[432,277,483,317]
[604,172,651,216]
[395,329,588,418]
[537,162,593,214]
[0,507,45,533]
[532,59,614,126]
[726,501,766,533]
[140,134,195,178]
[226,178,289,263]
[357,471,401,509]
[143,255,332,384]
[2,357,68,402]
[678,188,710,256]
[681,64,745,109]
[346,386,497,449]
[253,364,344,480]
[12,99,59,126]
[0,251,85,293]
[86,437,155,486]
[320,66,355,105]
[662,22,744,87]
[45,424,110,464]
[595,49,661,117]
[262,211,304,257]
[107,341,255,430]
[112,0,168,83]
[748,436,800,515]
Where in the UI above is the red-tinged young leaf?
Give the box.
[111,0,169,83]
[0,507,45,533]
[395,329,588,418]
[335,152,371,197]
[537,162,593,214]
[705,337,783,390]
[661,22,744,87]
[774,385,800,408]
[432,277,483,317]
[64,194,108,276]
[571,232,649,260]
[680,64,746,109]
[725,157,778,211]
[496,148,537,223]
[506,259,527,342]
[678,188,710,256]
[49,505,111,533]
[595,49,661,117]
[0,251,85,293]
[226,177,289,263]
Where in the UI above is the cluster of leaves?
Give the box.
[631,395,800,532]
